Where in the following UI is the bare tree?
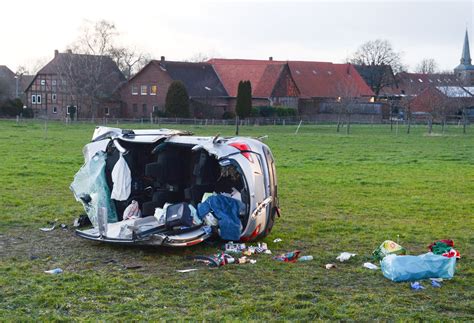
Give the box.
[349,39,404,97]
[335,77,361,134]
[109,47,151,79]
[185,50,221,63]
[415,58,439,74]
[71,20,150,79]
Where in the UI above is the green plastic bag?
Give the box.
[373,240,407,261]
[70,151,118,227]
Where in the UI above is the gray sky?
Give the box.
[2,0,472,73]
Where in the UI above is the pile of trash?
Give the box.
[187,242,316,269]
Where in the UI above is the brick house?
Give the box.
[208,58,300,109]
[410,86,474,116]
[120,57,229,119]
[25,50,125,120]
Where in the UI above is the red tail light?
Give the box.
[229,142,253,162]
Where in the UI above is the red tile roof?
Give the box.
[286,61,374,98]
[208,59,374,98]
[208,59,284,97]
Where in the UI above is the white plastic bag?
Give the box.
[123,200,141,220]
[111,153,131,201]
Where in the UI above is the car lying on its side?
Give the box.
[71,127,279,247]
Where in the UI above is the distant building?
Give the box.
[0,65,16,100]
[410,86,474,117]
[208,58,300,109]
[25,50,125,120]
[354,64,400,99]
[396,72,460,96]
[454,30,474,86]
[208,58,375,118]
[120,57,229,119]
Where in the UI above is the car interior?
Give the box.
[104,139,250,229]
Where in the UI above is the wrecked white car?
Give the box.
[71,127,279,247]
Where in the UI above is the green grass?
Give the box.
[0,120,473,320]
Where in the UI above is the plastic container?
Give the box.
[298,255,314,262]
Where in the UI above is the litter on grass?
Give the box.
[273,238,283,243]
[298,255,313,262]
[363,262,379,270]
[336,252,356,262]
[177,269,198,273]
[273,250,301,263]
[428,239,460,259]
[44,268,63,274]
[373,240,406,261]
[410,281,425,290]
[325,263,337,270]
[431,279,442,288]
[381,253,456,282]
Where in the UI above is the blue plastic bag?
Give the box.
[381,252,456,282]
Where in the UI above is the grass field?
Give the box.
[0,120,473,320]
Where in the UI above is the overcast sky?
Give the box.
[2,0,472,73]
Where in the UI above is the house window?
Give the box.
[131,85,138,95]
[52,93,57,102]
[62,79,67,85]
[141,85,148,95]
[67,106,76,115]
[153,105,159,113]
[150,85,157,95]
[31,95,36,104]
[132,104,138,112]
[104,107,110,116]
[142,104,147,113]
[40,80,46,86]
[52,80,57,86]
[53,107,58,114]
[36,95,41,104]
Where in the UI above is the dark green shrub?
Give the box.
[222,111,236,119]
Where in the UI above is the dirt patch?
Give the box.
[0,227,217,274]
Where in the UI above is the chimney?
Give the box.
[66,49,72,54]
[161,56,165,62]
[269,56,273,61]
[54,49,59,57]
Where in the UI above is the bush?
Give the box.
[0,99,23,117]
[165,81,190,118]
[22,107,34,118]
[251,106,297,118]
[222,111,236,119]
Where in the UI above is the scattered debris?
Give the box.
[325,263,337,270]
[273,250,301,263]
[431,280,442,288]
[410,281,425,290]
[103,259,118,264]
[336,252,356,262]
[373,240,407,261]
[273,238,283,243]
[381,253,456,282]
[40,224,56,232]
[30,255,39,260]
[249,259,257,264]
[73,214,92,228]
[60,224,68,230]
[363,262,379,270]
[225,242,246,253]
[298,255,313,262]
[177,269,198,273]
[44,268,63,275]
[428,239,460,259]
[124,264,143,270]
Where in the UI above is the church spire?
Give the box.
[460,29,472,65]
